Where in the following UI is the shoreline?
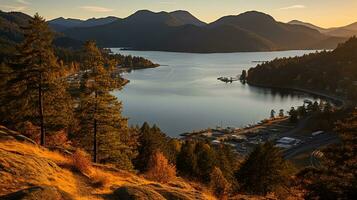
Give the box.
[246,82,346,107]
[181,83,347,140]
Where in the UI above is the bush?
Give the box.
[90,170,110,188]
[71,149,92,174]
[210,167,230,199]
[145,151,176,183]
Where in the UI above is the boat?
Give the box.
[217,76,239,83]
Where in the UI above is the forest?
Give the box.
[247,37,357,101]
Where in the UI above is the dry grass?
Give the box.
[89,169,110,188]
[0,132,216,200]
[71,149,92,174]
[0,140,70,165]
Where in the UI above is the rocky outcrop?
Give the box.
[0,186,73,200]
[110,186,166,200]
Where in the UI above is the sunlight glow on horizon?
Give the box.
[0,0,356,28]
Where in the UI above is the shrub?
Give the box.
[145,151,176,183]
[90,170,110,188]
[71,149,92,174]
[210,167,230,199]
[47,130,69,147]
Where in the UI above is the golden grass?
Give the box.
[0,140,70,165]
[0,138,216,200]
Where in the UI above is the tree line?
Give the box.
[247,37,357,101]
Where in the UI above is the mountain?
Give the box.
[0,10,83,52]
[63,10,276,52]
[0,11,32,43]
[1,10,348,53]
[48,17,82,27]
[63,10,345,52]
[288,20,327,33]
[288,20,357,38]
[169,10,206,26]
[209,11,338,50]
[48,16,120,31]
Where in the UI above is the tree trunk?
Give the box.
[93,91,98,163]
[39,73,45,146]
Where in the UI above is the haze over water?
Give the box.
[111,49,318,137]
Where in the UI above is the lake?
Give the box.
[111,49,319,137]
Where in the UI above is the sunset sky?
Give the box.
[1,0,357,28]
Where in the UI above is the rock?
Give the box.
[0,126,36,145]
[110,185,166,200]
[13,135,37,145]
[0,186,73,200]
[154,189,192,200]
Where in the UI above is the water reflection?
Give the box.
[111,49,318,137]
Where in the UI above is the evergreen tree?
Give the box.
[2,14,73,146]
[235,142,293,195]
[176,141,198,177]
[76,41,132,167]
[195,142,217,182]
[210,167,230,200]
[134,122,172,171]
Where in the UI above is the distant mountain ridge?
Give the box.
[0,10,83,50]
[63,10,346,52]
[288,20,327,33]
[1,10,349,53]
[288,20,357,38]
[48,16,120,31]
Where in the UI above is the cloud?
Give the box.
[158,1,177,5]
[80,6,114,12]
[278,5,305,10]
[0,5,27,11]
[17,0,30,5]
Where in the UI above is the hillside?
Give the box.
[169,10,206,26]
[288,20,327,33]
[247,37,357,101]
[209,11,340,50]
[48,16,120,32]
[0,125,216,200]
[62,10,345,53]
[288,20,357,38]
[0,10,83,52]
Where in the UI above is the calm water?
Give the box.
[111,49,318,137]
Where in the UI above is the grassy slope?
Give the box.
[0,125,298,200]
[0,125,215,200]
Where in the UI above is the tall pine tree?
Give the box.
[76,41,133,169]
[3,14,73,146]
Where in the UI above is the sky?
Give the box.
[1,0,357,28]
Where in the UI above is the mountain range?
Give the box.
[48,16,120,31]
[61,10,348,52]
[1,9,354,53]
[0,10,83,50]
[288,20,357,38]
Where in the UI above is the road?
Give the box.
[283,132,339,159]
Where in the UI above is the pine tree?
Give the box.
[235,142,293,195]
[3,14,73,146]
[76,41,132,168]
[134,122,171,171]
[210,167,230,199]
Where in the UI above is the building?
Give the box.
[276,137,301,146]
